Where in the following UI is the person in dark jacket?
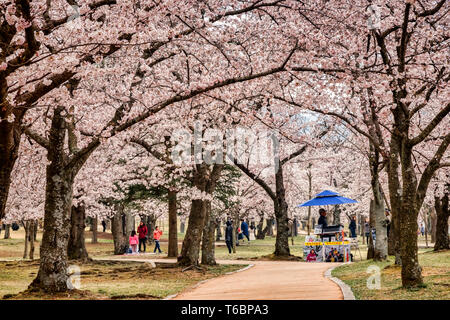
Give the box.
[240,219,250,242]
[225,221,233,254]
[137,221,148,252]
[101,220,107,232]
[349,215,357,238]
[318,208,328,227]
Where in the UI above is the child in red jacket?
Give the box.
[153,226,163,253]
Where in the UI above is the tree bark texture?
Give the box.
[111,204,128,255]
[67,205,90,261]
[201,200,217,265]
[168,190,178,258]
[434,187,449,251]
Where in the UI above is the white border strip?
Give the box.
[324,264,356,300]
[163,263,255,300]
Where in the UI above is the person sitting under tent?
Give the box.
[318,208,328,227]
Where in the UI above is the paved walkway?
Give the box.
[95,257,344,300]
[174,261,343,300]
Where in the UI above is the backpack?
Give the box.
[11,222,19,231]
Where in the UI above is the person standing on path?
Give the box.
[101,220,107,232]
[153,226,163,253]
[349,216,357,238]
[240,219,250,242]
[225,220,233,254]
[137,221,148,252]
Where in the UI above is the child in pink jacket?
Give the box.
[129,230,139,254]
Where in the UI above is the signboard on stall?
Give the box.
[304,239,351,262]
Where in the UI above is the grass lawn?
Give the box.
[214,235,306,260]
[332,249,450,300]
[0,259,244,300]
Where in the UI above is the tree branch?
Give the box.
[23,128,50,150]
[409,102,450,146]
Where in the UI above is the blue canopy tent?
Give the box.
[298,190,358,207]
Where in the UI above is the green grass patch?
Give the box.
[332,250,450,300]
[0,260,244,300]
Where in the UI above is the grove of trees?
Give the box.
[0,0,448,293]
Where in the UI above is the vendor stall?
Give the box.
[298,190,357,263]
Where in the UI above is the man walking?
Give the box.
[153,226,163,253]
[240,219,250,242]
[137,221,148,253]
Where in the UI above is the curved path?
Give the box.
[96,257,344,300]
[173,260,343,300]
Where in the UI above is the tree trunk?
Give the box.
[67,204,90,261]
[387,135,402,264]
[307,167,312,235]
[178,163,222,266]
[215,219,222,241]
[293,218,298,236]
[180,219,185,234]
[232,216,237,253]
[358,215,364,237]
[367,199,375,259]
[0,117,22,221]
[430,208,437,243]
[146,215,157,245]
[178,199,206,266]
[29,107,77,292]
[23,220,36,260]
[273,165,290,257]
[333,205,341,225]
[399,203,423,287]
[434,188,449,251]
[256,214,266,239]
[265,218,274,236]
[167,190,178,258]
[373,183,387,261]
[111,204,128,255]
[398,143,423,287]
[23,221,29,259]
[3,224,10,239]
[33,221,38,241]
[29,220,35,260]
[125,210,135,236]
[201,201,216,265]
[273,203,290,256]
[29,171,74,292]
[387,219,396,255]
[91,215,98,244]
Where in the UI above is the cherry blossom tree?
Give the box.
[275,0,449,287]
